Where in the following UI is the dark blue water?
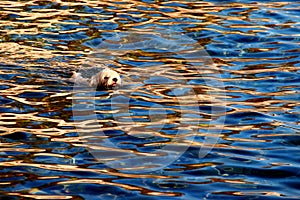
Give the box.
[0,1,299,199]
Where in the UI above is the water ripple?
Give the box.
[0,0,299,199]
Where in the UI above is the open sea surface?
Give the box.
[0,0,299,199]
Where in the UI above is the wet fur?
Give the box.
[71,68,121,90]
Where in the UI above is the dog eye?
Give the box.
[104,77,109,80]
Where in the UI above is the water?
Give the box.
[0,1,299,199]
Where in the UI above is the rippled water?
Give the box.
[0,0,299,199]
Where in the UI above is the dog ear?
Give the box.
[89,75,99,87]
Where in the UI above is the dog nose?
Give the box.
[112,78,118,82]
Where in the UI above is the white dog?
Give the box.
[72,68,122,90]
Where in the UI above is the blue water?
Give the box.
[0,1,299,199]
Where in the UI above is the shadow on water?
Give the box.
[0,0,299,199]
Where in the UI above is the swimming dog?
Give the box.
[72,68,122,90]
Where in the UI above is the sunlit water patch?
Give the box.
[0,0,299,199]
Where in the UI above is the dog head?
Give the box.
[89,68,122,90]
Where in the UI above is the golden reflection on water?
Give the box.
[0,0,299,199]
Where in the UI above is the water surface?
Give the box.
[0,0,299,199]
